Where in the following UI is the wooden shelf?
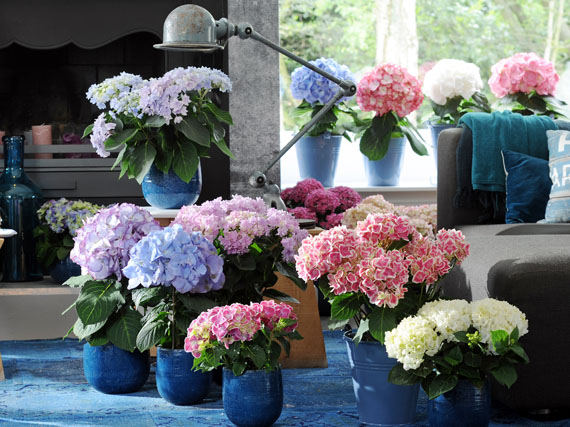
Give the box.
[0,279,79,296]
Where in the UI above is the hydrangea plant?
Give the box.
[84,67,234,184]
[295,213,469,344]
[186,300,302,376]
[64,203,161,351]
[290,57,357,138]
[488,52,569,118]
[123,224,225,350]
[386,298,529,399]
[422,59,491,124]
[34,198,102,269]
[355,63,427,161]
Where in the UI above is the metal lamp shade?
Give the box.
[154,4,223,52]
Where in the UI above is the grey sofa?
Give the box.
[437,127,570,413]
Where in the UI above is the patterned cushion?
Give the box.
[544,130,570,222]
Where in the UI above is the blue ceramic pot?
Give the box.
[429,123,458,167]
[223,368,283,427]
[156,347,211,405]
[428,379,491,427]
[362,137,406,186]
[83,343,150,394]
[49,255,81,284]
[295,133,342,187]
[141,163,202,209]
[344,331,420,426]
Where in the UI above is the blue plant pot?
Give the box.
[428,379,491,427]
[83,343,150,394]
[223,368,283,427]
[344,331,420,426]
[295,133,342,187]
[429,123,458,167]
[141,163,202,209]
[156,347,212,405]
[362,137,406,186]
[49,255,81,284]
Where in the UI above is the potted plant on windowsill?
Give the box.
[83,67,234,209]
[289,57,356,187]
[354,63,427,186]
[294,213,469,425]
[386,298,529,426]
[186,300,302,426]
[122,223,226,406]
[34,198,101,284]
[63,203,162,394]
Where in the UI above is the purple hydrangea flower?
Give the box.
[90,113,115,158]
[123,224,225,293]
[86,71,145,116]
[37,198,101,236]
[290,58,355,105]
[70,203,161,280]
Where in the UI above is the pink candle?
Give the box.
[32,125,53,159]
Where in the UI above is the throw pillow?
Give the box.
[502,149,551,223]
[544,129,570,223]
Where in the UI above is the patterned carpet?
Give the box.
[0,331,569,426]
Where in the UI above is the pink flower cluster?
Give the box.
[184,300,298,358]
[488,52,559,98]
[172,195,307,262]
[295,213,469,309]
[281,179,361,229]
[356,63,424,118]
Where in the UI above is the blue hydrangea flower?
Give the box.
[123,224,225,294]
[290,58,355,105]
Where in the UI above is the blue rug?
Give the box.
[0,331,569,426]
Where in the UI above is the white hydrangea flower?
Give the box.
[422,59,483,105]
[385,316,441,370]
[418,299,471,342]
[470,298,529,349]
[341,195,396,229]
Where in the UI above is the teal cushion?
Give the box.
[502,149,551,223]
[544,130,570,223]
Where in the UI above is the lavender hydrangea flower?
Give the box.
[123,224,225,293]
[70,203,161,280]
[90,113,114,158]
[290,58,355,105]
[86,72,145,116]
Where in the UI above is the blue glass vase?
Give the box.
[141,163,202,209]
[0,136,43,282]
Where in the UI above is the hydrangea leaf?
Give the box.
[203,102,234,126]
[62,274,93,289]
[76,280,124,325]
[177,294,218,316]
[330,293,361,321]
[490,363,518,388]
[136,319,168,352]
[175,116,211,147]
[359,114,396,161]
[106,307,143,352]
[425,374,458,400]
[73,317,107,340]
[172,140,199,183]
[388,363,420,386]
[262,288,299,304]
[130,141,157,184]
[369,306,396,344]
[104,128,138,150]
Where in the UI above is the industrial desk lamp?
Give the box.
[155,4,357,209]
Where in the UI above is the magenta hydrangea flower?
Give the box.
[305,189,340,216]
[281,178,324,208]
[70,203,161,280]
[288,207,317,221]
[329,186,362,211]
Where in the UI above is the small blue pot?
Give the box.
[344,331,419,425]
[141,163,202,209]
[83,343,150,394]
[295,133,342,187]
[428,379,491,427]
[223,368,283,427]
[49,255,81,284]
[156,347,212,405]
[429,123,458,167]
[362,137,406,186]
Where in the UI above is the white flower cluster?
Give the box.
[385,316,441,370]
[86,72,145,116]
[471,298,529,349]
[386,298,529,370]
[422,59,483,105]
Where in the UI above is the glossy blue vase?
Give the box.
[0,136,43,282]
[429,123,458,167]
[83,343,150,394]
[156,347,211,405]
[428,380,491,427]
[296,133,342,187]
[362,137,406,186]
[49,255,81,284]
[344,331,420,426]
[223,368,283,427]
[141,163,202,209]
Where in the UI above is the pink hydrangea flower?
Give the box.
[356,63,424,118]
[288,207,317,221]
[488,52,559,98]
[281,178,324,207]
[319,212,343,229]
[329,186,362,211]
[305,189,341,215]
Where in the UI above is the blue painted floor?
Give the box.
[0,331,569,426]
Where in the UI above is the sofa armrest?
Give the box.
[436,128,486,230]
